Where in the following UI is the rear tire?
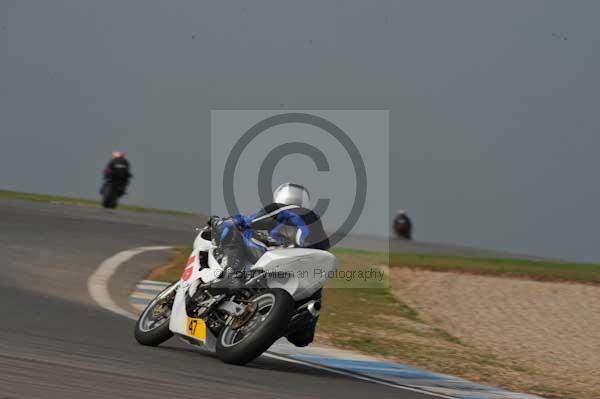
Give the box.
[216,289,294,365]
[134,282,176,346]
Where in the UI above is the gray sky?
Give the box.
[1,1,599,262]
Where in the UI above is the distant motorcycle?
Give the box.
[134,226,336,365]
[100,151,132,209]
[100,180,127,209]
[393,211,413,240]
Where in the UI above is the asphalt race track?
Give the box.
[0,199,443,399]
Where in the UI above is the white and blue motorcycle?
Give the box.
[134,225,336,365]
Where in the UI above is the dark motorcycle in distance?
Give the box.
[100,151,132,209]
[393,211,413,240]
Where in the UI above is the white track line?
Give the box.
[87,246,172,320]
[89,246,455,399]
[130,292,160,300]
[136,284,169,291]
[140,280,170,286]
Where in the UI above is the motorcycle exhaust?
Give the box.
[306,300,321,317]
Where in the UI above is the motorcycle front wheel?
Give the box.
[101,184,118,209]
[216,288,294,365]
[134,282,177,346]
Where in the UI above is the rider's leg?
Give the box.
[211,219,248,288]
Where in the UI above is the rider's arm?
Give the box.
[247,203,281,231]
[269,210,310,247]
[124,159,133,178]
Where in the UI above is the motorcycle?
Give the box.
[134,225,336,365]
[393,214,412,240]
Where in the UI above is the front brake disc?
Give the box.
[230,302,258,330]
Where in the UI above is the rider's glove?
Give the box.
[231,214,252,230]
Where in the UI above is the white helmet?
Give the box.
[273,183,310,207]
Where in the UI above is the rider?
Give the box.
[102,151,132,193]
[210,182,330,286]
[210,182,329,347]
[393,209,413,240]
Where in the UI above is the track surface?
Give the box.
[0,199,437,399]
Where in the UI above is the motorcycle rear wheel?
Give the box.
[216,288,294,365]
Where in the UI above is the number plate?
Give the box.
[185,317,207,341]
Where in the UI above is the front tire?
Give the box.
[134,282,177,346]
[101,184,118,209]
[216,289,294,365]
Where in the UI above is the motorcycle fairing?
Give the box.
[251,248,336,301]
[169,284,218,351]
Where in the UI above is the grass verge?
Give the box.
[335,247,600,284]
[147,246,194,282]
[0,189,194,216]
